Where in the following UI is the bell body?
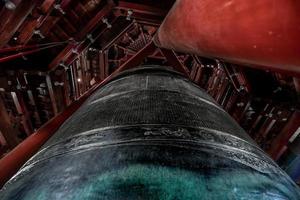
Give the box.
[1,66,300,199]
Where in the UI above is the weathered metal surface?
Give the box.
[1,66,300,199]
[155,0,300,76]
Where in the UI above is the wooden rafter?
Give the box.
[48,1,116,70]
[0,0,39,47]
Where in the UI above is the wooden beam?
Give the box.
[190,62,198,80]
[0,97,20,149]
[99,50,109,81]
[80,52,89,91]
[0,0,23,31]
[268,111,300,160]
[60,0,74,10]
[27,90,42,127]
[61,70,71,106]
[19,0,75,44]
[45,75,59,116]
[76,2,115,40]
[54,24,71,40]
[17,0,56,45]
[117,1,168,17]
[160,48,190,77]
[113,41,157,73]
[118,11,164,25]
[215,77,229,103]
[40,16,60,37]
[48,1,115,70]
[0,0,39,47]
[39,0,55,13]
[71,62,80,99]
[101,22,134,50]
[11,92,33,136]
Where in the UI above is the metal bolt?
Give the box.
[54,4,66,15]
[87,34,95,43]
[54,82,64,86]
[4,0,16,10]
[265,113,273,118]
[21,54,28,60]
[71,48,79,55]
[59,62,68,70]
[102,18,112,29]
[33,30,45,39]
[237,102,245,107]
[273,87,282,93]
[238,86,245,92]
[126,10,133,20]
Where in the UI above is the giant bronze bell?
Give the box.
[1,66,300,199]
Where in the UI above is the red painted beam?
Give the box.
[0,43,64,63]
[215,75,229,103]
[194,66,204,85]
[61,70,72,106]
[223,64,251,92]
[0,41,67,53]
[75,2,115,40]
[17,0,57,45]
[0,0,23,30]
[210,69,223,98]
[60,0,73,10]
[99,50,109,81]
[40,0,74,36]
[48,43,77,70]
[102,22,134,50]
[268,111,300,160]
[0,44,39,53]
[45,75,59,115]
[116,1,168,17]
[206,68,219,94]
[189,62,198,80]
[128,12,164,25]
[11,92,33,136]
[113,41,157,74]
[155,0,300,77]
[224,91,239,113]
[0,49,39,63]
[160,48,190,77]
